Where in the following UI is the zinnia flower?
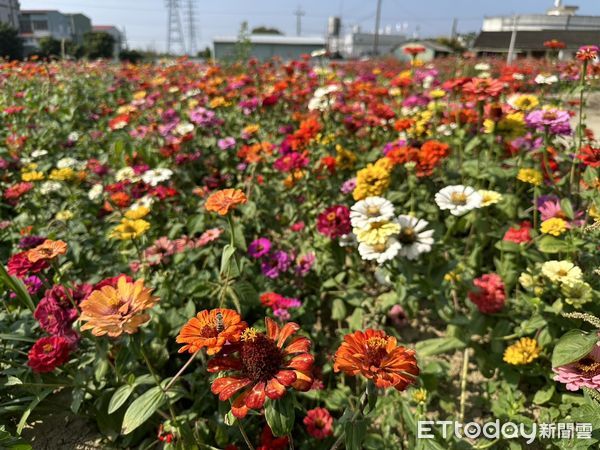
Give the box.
[358,237,402,264]
[176,308,247,355]
[541,260,582,284]
[110,219,150,240]
[434,185,482,216]
[350,196,395,229]
[395,215,434,260]
[7,251,49,278]
[209,318,314,418]
[517,168,543,186]
[27,239,68,263]
[333,329,419,390]
[576,45,599,61]
[354,220,400,246]
[316,205,351,239]
[554,345,600,391]
[248,238,272,258]
[205,188,247,215]
[28,335,72,373]
[468,273,506,314]
[303,407,333,439]
[503,221,532,244]
[503,338,541,365]
[79,277,159,337]
[540,217,568,236]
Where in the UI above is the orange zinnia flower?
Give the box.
[79,277,158,337]
[209,318,314,418]
[205,188,247,215]
[27,239,68,263]
[334,329,419,391]
[176,308,247,355]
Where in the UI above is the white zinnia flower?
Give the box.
[115,166,139,182]
[141,168,173,186]
[308,85,339,111]
[31,149,48,159]
[395,215,434,260]
[175,122,195,135]
[68,131,81,142]
[534,74,558,85]
[358,237,401,264]
[88,184,104,201]
[435,185,482,216]
[39,181,62,194]
[57,157,80,169]
[350,196,395,229]
[474,63,490,71]
[131,195,155,209]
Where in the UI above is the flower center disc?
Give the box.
[241,333,284,382]
[450,192,468,205]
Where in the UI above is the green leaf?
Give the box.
[344,419,367,450]
[552,330,598,368]
[560,198,574,220]
[108,384,135,414]
[533,384,555,405]
[536,235,571,254]
[220,244,236,276]
[231,281,258,306]
[121,386,165,435]
[0,264,35,313]
[264,395,295,437]
[415,337,466,357]
[331,299,347,321]
[17,388,53,434]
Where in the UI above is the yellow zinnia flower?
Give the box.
[354,220,400,245]
[541,260,582,284]
[111,219,150,240]
[540,217,568,236]
[125,206,150,220]
[503,338,541,365]
[49,167,76,181]
[478,190,503,207]
[335,145,357,170]
[21,171,45,182]
[55,210,73,221]
[353,162,391,201]
[517,168,543,186]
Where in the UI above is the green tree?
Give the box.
[82,31,115,59]
[38,37,62,58]
[251,26,282,35]
[119,49,143,64]
[0,23,23,60]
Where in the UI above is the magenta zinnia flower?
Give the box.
[248,237,272,258]
[554,345,600,391]
[525,109,571,135]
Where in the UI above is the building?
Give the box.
[336,28,406,58]
[473,1,600,59]
[67,13,91,45]
[92,25,123,57]
[393,40,453,62]
[213,35,325,61]
[19,10,73,54]
[0,0,19,29]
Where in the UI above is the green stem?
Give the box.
[458,347,470,423]
[329,389,369,450]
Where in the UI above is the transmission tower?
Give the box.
[294,5,305,36]
[166,0,186,54]
[187,0,198,55]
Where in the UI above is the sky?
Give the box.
[18,0,600,53]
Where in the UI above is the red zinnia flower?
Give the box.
[209,318,314,418]
[28,335,72,373]
[303,407,334,439]
[316,205,351,238]
[7,251,49,278]
[503,221,532,244]
[462,78,504,101]
[576,45,599,61]
[468,273,506,314]
[578,145,600,168]
[544,40,566,50]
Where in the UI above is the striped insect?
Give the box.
[215,311,225,333]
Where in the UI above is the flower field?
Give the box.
[1,51,600,449]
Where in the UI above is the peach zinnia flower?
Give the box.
[209,318,314,418]
[27,239,68,263]
[205,188,247,215]
[334,329,419,391]
[79,277,158,337]
[176,308,247,355]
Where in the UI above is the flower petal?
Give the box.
[275,369,297,386]
[287,353,314,371]
[265,378,287,400]
[265,317,279,340]
[244,381,266,410]
[276,322,300,348]
[284,336,311,355]
[211,376,251,401]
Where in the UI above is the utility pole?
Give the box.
[507,14,518,65]
[294,6,305,36]
[166,0,186,55]
[451,18,458,40]
[373,0,382,55]
[187,0,197,55]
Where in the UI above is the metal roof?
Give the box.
[474,30,600,51]
[213,35,325,45]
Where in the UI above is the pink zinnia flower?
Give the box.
[316,205,351,239]
[196,228,223,247]
[468,273,506,314]
[303,407,334,439]
[503,221,532,244]
[554,345,600,391]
